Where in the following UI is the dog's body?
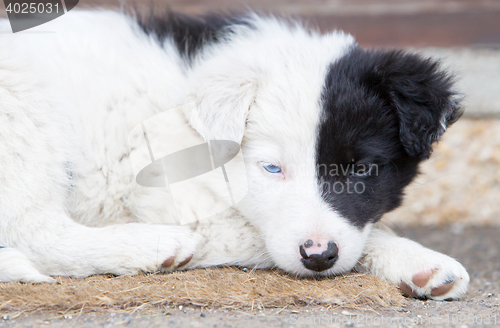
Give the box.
[0,10,468,300]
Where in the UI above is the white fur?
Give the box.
[0,11,468,300]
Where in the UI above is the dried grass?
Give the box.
[0,268,404,315]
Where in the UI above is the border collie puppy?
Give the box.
[0,10,468,300]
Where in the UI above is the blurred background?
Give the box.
[4,0,500,227]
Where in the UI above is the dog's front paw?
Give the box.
[363,231,469,300]
[98,224,200,276]
[396,252,469,300]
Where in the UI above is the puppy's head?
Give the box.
[189,26,461,276]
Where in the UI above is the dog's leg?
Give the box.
[359,224,469,300]
[1,191,199,281]
[2,212,199,281]
[29,221,199,279]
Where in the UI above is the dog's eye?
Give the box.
[262,162,282,174]
[350,163,374,177]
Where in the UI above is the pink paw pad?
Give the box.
[412,269,433,288]
[431,280,455,297]
[399,269,456,298]
[178,254,193,267]
[399,282,418,297]
[162,256,175,268]
[161,254,193,269]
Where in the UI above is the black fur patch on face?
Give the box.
[137,12,252,61]
[317,47,461,228]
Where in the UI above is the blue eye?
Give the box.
[262,163,282,174]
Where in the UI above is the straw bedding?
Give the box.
[0,268,405,315]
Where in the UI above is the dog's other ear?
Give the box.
[362,49,463,159]
[186,63,259,144]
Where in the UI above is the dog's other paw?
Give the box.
[396,253,469,300]
[362,229,469,300]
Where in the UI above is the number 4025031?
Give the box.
[5,2,60,14]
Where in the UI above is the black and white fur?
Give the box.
[0,10,468,300]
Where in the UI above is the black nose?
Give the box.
[299,241,338,272]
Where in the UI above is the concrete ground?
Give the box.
[1,225,498,327]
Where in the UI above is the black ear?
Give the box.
[361,49,463,159]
